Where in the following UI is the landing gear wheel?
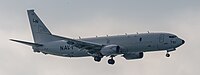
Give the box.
[94,57,101,62]
[166,53,170,57]
[108,59,115,65]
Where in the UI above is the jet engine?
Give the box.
[100,45,120,56]
[123,52,143,60]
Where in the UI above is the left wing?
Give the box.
[53,35,105,55]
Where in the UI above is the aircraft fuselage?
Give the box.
[34,33,184,57]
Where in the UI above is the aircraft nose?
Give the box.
[181,39,185,44]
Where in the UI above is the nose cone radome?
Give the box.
[182,40,185,44]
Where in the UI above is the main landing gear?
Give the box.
[94,56,116,65]
[108,55,115,65]
[94,56,101,62]
[108,58,115,65]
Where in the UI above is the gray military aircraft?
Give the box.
[10,10,185,65]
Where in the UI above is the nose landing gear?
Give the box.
[166,53,170,57]
[166,48,176,57]
[166,50,171,57]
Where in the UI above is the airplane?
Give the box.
[10,10,185,65]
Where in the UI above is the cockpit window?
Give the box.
[169,35,177,38]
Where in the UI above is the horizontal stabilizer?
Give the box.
[10,39,43,47]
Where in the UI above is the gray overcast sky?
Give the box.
[0,0,200,75]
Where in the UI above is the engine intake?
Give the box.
[100,45,120,56]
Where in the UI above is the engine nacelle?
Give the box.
[123,52,144,60]
[100,45,120,56]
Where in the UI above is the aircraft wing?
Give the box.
[53,35,104,54]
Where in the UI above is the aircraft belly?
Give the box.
[43,48,90,57]
[61,49,89,57]
[39,42,90,57]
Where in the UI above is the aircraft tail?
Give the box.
[27,10,59,43]
[10,39,43,47]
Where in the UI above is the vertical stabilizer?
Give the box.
[27,10,55,43]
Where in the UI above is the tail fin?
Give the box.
[27,10,56,43]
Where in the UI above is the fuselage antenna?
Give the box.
[125,33,128,35]
[79,36,81,39]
